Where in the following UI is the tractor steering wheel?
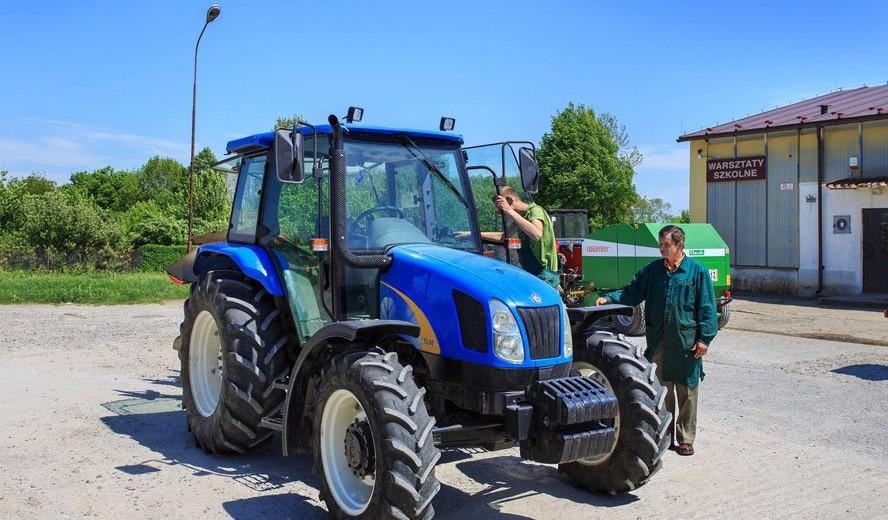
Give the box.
[354,206,405,234]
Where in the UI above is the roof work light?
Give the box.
[439,117,456,131]
[346,106,363,123]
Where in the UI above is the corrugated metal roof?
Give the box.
[678,85,888,141]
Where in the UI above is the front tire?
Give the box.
[561,332,671,494]
[314,351,441,519]
[179,270,291,455]
[613,302,646,336]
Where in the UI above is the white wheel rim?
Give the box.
[573,361,620,465]
[189,311,223,418]
[321,389,375,515]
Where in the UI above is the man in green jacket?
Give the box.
[596,225,717,456]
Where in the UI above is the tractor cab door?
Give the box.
[462,141,538,267]
[261,133,334,343]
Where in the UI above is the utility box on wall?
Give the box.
[833,215,851,234]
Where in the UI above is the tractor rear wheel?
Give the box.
[561,331,671,494]
[179,270,291,455]
[613,302,646,336]
[314,350,440,520]
[717,303,732,329]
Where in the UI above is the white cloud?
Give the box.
[0,118,189,182]
[0,137,106,169]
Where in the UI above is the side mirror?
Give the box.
[274,128,304,183]
[519,146,539,194]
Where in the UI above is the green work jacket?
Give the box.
[603,256,718,388]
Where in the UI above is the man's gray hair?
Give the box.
[659,225,686,246]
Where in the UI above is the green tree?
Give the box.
[192,147,229,226]
[274,113,304,130]
[669,209,691,224]
[632,196,673,223]
[66,166,141,213]
[137,156,188,211]
[0,174,58,237]
[536,103,639,229]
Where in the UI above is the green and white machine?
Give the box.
[552,210,733,335]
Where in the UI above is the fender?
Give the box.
[567,304,634,334]
[281,319,419,455]
[192,243,285,296]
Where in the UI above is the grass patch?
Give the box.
[0,272,190,304]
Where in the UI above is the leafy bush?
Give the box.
[134,244,187,272]
[124,200,186,247]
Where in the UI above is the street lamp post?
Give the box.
[188,4,222,252]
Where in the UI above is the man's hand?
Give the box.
[692,341,708,359]
[595,297,608,306]
[453,231,471,239]
[494,195,518,218]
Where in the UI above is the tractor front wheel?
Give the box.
[561,331,671,494]
[314,351,441,519]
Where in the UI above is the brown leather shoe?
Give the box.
[676,443,695,456]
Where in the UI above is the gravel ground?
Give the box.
[1,301,887,519]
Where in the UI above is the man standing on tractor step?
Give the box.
[480,186,560,290]
[596,225,718,456]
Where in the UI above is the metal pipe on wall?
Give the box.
[816,126,824,294]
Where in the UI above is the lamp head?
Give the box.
[206,4,222,23]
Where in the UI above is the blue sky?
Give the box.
[2,1,886,211]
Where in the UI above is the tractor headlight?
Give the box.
[562,305,573,358]
[489,299,524,363]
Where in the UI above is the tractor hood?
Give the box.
[387,244,561,308]
[379,243,567,369]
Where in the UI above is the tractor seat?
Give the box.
[368,217,431,249]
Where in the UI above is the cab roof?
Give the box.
[226,124,464,155]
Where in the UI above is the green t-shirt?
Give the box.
[517,203,558,275]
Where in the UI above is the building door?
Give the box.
[862,208,888,293]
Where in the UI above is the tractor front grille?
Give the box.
[517,305,561,360]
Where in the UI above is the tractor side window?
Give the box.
[229,154,266,243]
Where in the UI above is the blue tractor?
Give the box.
[171,111,670,519]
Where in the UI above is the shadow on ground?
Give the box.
[832,364,888,381]
[101,374,637,519]
[434,452,638,519]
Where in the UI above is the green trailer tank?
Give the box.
[551,210,733,335]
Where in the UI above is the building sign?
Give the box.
[707,156,767,182]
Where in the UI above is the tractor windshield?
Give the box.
[343,137,477,252]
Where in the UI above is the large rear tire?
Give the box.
[613,302,646,336]
[314,350,441,520]
[179,270,291,455]
[717,303,731,329]
[561,331,671,494]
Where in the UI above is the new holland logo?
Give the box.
[531,292,542,304]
